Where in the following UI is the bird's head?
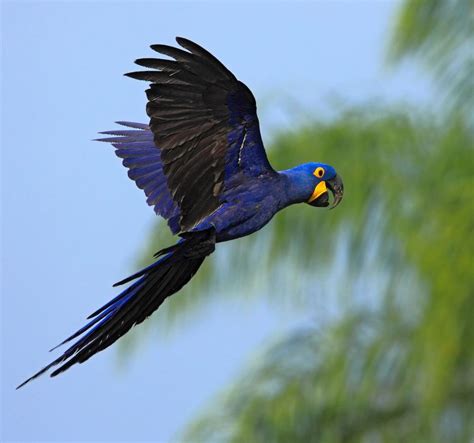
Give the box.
[299,162,344,209]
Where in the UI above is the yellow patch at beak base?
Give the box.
[308,181,327,203]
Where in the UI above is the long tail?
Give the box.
[17,228,215,389]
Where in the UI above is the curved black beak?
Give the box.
[326,174,344,209]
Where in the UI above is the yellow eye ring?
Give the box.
[314,167,325,178]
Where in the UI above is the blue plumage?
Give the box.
[100,123,181,233]
[18,38,343,388]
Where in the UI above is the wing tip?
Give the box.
[175,36,189,47]
[134,58,153,69]
[124,71,141,80]
[150,43,168,53]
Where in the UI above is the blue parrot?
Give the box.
[18,37,343,388]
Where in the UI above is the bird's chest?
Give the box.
[210,180,282,242]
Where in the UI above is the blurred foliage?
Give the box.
[388,0,474,123]
[117,0,474,440]
[180,110,473,442]
[184,315,473,443]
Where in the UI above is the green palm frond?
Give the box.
[388,0,474,122]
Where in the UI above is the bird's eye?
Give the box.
[314,167,325,178]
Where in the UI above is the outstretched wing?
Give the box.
[126,37,275,231]
[97,121,181,234]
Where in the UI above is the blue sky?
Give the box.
[2,1,432,441]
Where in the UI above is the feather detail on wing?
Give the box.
[96,122,181,234]
[126,37,275,231]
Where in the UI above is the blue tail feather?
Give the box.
[16,229,216,389]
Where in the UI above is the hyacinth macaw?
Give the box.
[18,37,343,388]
